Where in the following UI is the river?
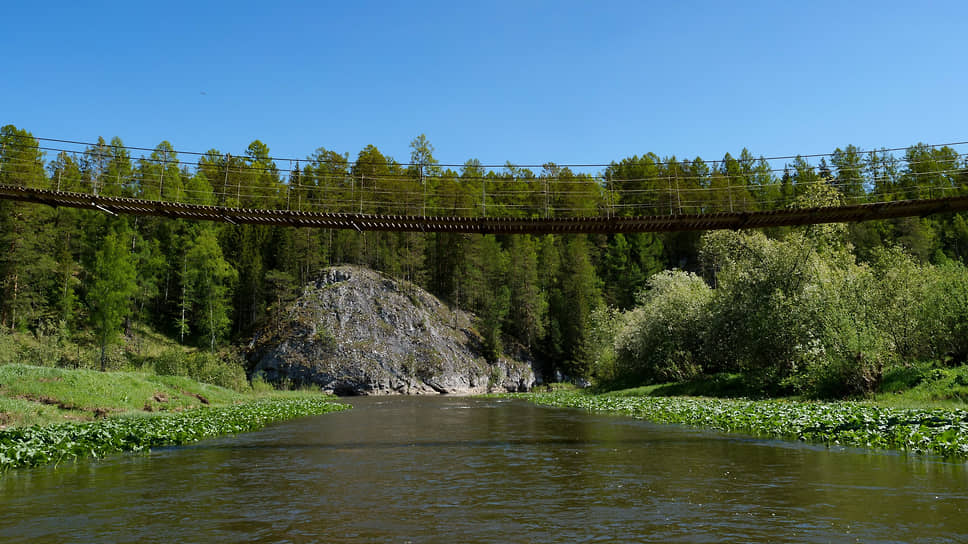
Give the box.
[2,396,967,542]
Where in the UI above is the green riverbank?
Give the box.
[0,364,348,472]
[514,391,968,458]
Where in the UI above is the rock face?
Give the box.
[248,266,537,395]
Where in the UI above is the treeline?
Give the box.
[1,124,967,381]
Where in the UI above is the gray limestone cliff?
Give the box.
[247,265,537,395]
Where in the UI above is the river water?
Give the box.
[2,396,967,543]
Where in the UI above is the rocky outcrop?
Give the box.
[247,266,537,395]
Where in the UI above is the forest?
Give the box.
[1,124,967,397]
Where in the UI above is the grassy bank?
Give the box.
[0,364,242,428]
[0,364,348,472]
[0,323,324,430]
[515,391,968,458]
[594,363,968,410]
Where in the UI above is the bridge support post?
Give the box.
[675,166,682,214]
[158,149,168,201]
[544,177,549,218]
[221,153,231,207]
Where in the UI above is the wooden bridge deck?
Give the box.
[2,184,967,234]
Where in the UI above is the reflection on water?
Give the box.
[2,396,967,543]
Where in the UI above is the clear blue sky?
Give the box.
[3,0,966,170]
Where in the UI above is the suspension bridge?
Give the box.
[1,136,966,234]
[2,183,967,234]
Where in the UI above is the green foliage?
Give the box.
[152,349,190,377]
[879,362,939,394]
[0,324,66,367]
[249,372,276,394]
[312,325,337,350]
[876,365,968,407]
[0,328,16,366]
[615,270,711,383]
[507,235,546,350]
[0,397,347,472]
[600,233,665,309]
[463,235,510,361]
[520,391,968,458]
[87,230,138,370]
[867,247,935,359]
[795,255,889,398]
[0,130,59,331]
[790,173,849,248]
[264,269,298,314]
[153,349,248,391]
[608,228,968,399]
[924,261,968,363]
[0,363,243,424]
[190,352,248,392]
[585,306,625,383]
[604,372,771,399]
[183,228,237,350]
[556,236,602,377]
[700,230,820,377]
[528,381,580,393]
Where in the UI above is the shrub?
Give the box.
[153,349,248,392]
[586,306,625,383]
[0,329,19,366]
[2,323,77,368]
[798,352,884,399]
[153,349,190,377]
[868,248,936,360]
[189,352,248,392]
[250,372,276,394]
[793,253,891,397]
[925,261,968,364]
[614,270,711,383]
[599,228,968,399]
[880,362,937,393]
[700,231,821,377]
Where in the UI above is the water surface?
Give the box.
[2,396,966,542]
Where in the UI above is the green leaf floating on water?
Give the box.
[0,398,347,472]
[516,392,968,458]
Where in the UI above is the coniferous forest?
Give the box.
[2,124,967,397]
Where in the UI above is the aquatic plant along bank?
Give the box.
[0,398,347,471]
[518,392,968,457]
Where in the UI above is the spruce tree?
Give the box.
[88,230,137,370]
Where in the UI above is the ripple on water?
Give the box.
[2,396,968,543]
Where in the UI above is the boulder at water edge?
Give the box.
[247,266,537,395]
